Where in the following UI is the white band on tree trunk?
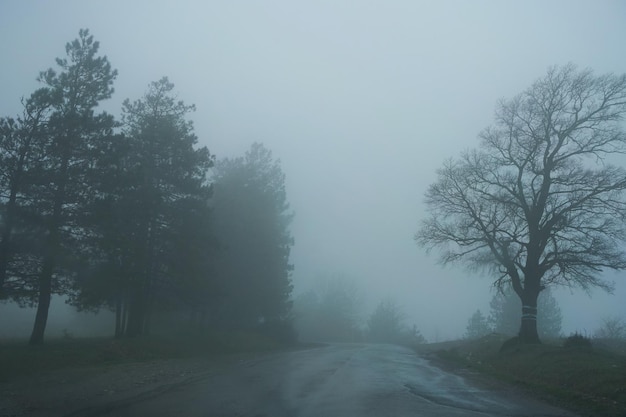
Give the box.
[522,305,537,320]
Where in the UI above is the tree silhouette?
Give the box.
[465,309,491,339]
[417,65,626,343]
[19,29,118,345]
[211,143,293,329]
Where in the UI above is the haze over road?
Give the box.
[87,344,577,417]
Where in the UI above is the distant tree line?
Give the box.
[293,276,363,342]
[0,29,294,345]
[293,275,426,345]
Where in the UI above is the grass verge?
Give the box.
[0,329,287,383]
[419,334,626,417]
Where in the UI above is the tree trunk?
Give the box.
[119,293,128,337]
[0,238,11,296]
[143,280,154,335]
[29,151,68,345]
[125,287,145,337]
[29,190,63,345]
[29,255,54,345]
[115,295,123,338]
[518,291,540,343]
[141,216,156,336]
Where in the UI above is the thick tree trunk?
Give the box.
[518,291,540,343]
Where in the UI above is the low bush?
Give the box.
[563,332,592,349]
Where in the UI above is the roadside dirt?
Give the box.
[0,354,254,417]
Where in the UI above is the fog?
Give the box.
[1,1,625,341]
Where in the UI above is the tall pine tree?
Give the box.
[212,143,293,329]
[18,29,118,345]
[88,77,213,337]
[0,89,55,301]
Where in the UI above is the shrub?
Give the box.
[499,336,521,352]
[594,316,626,340]
[563,332,592,349]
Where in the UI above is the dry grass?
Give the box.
[0,330,283,383]
[420,334,626,417]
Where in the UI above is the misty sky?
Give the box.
[1,1,625,340]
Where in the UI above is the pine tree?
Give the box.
[212,143,293,328]
[368,300,407,343]
[0,90,54,300]
[22,29,118,345]
[464,309,491,339]
[77,78,213,337]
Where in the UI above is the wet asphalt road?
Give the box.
[94,343,577,417]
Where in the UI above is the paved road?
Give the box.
[90,343,577,417]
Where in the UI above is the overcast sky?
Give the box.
[1,0,625,340]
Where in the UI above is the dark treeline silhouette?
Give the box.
[0,29,294,345]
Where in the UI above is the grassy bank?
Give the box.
[420,334,626,417]
[0,330,286,383]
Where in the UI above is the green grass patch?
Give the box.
[0,329,290,383]
[425,334,626,417]
[0,337,182,382]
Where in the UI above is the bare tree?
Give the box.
[594,316,626,339]
[416,65,626,343]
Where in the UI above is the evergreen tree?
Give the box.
[367,299,406,343]
[464,309,491,339]
[83,77,213,337]
[0,90,54,300]
[11,29,119,345]
[212,143,293,328]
